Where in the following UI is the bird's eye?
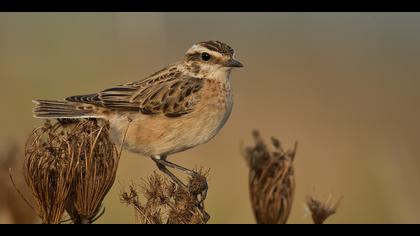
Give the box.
[201,52,211,61]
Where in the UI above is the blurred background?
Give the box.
[0,12,419,224]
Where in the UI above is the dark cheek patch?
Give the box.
[190,62,201,74]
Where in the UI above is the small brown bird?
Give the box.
[33,40,243,187]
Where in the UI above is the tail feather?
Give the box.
[32,100,99,119]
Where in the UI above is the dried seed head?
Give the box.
[188,169,209,202]
[23,119,121,224]
[23,121,78,224]
[244,130,297,224]
[64,119,121,224]
[121,170,210,224]
[306,195,341,224]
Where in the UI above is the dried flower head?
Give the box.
[121,170,210,224]
[23,120,78,224]
[244,130,297,224]
[64,119,121,224]
[22,119,121,224]
[306,195,341,224]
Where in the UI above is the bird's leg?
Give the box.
[150,155,187,189]
[151,155,208,205]
[153,157,197,176]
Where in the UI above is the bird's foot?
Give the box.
[150,156,208,204]
[188,172,208,205]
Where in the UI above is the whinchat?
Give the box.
[33,40,243,187]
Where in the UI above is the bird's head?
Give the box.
[182,40,243,79]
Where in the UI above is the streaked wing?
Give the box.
[66,69,204,117]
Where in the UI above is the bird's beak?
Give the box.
[225,59,243,68]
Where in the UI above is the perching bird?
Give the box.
[33,40,243,188]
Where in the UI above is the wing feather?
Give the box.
[65,68,204,117]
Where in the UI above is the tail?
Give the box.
[32,100,100,119]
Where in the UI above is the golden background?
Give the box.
[1,13,420,223]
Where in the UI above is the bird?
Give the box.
[32,40,243,188]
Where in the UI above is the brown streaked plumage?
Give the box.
[199,41,235,56]
[33,40,243,188]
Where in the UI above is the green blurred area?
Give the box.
[1,13,420,224]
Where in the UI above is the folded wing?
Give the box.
[65,73,204,117]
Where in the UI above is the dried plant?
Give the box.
[64,120,121,224]
[306,195,341,224]
[21,119,122,224]
[121,171,210,224]
[23,120,79,224]
[243,130,297,224]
